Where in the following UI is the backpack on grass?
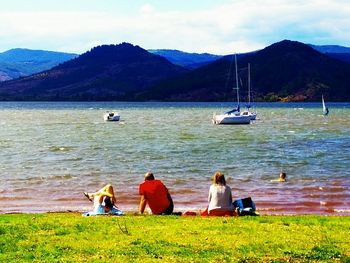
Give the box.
[233,197,259,216]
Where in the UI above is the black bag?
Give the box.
[233,197,258,216]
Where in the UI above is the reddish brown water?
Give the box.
[1,176,348,215]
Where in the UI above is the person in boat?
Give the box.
[139,172,174,215]
[201,171,235,216]
[83,184,123,216]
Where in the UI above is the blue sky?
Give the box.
[1,0,350,54]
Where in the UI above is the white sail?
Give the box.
[322,95,329,116]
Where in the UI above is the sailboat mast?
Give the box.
[235,54,239,106]
[248,63,251,105]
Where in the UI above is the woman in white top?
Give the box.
[201,171,235,216]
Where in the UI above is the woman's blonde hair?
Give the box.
[213,171,226,185]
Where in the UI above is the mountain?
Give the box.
[310,44,350,54]
[0,43,187,100]
[0,48,77,81]
[148,49,222,69]
[138,40,350,102]
[310,44,350,64]
[323,53,350,64]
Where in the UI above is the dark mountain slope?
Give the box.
[0,43,187,100]
[322,53,350,64]
[135,58,232,101]
[139,40,350,101]
[310,44,350,65]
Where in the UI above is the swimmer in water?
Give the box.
[271,172,287,182]
[278,172,286,182]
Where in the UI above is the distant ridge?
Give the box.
[309,44,350,64]
[0,48,77,81]
[310,44,350,54]
[148,49,222,69]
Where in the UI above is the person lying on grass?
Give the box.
[83,184,123,216]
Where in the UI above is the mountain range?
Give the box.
[0,49,77,81]
[0,40,349,101]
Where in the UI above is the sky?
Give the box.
[1,0,350,55]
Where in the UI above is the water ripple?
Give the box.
[0,102,349,214]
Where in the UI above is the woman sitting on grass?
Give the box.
[201,171,235,216]
[83,184,123,216]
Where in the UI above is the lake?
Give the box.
[0,101,349,215]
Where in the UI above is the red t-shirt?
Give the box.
[139,180,170,215]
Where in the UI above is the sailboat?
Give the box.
[322,94,329,116]
[241,63,257,120]
[212,54,251,125]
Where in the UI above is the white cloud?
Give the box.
[139,4,155,15]
[0,0,350,54]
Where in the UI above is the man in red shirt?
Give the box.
[139,172,174,215]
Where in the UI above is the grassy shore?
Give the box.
[0,213,349,262]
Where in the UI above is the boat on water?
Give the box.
[322,94,329,116]
[104,111,120,121]
[212,110,251,125]
[212,54,251,125]
[240,63,257,120]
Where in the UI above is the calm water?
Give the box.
[0,102,349,215]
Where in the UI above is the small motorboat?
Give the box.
[103,112,120,121]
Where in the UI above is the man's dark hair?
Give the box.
[145,172,155,181]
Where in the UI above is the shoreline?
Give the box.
[1,208,350,216]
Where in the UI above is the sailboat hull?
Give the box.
[213,113,251,125]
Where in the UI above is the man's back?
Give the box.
[139,179,170,214]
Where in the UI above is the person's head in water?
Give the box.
[279,172,287,182]
[144,171,155,181]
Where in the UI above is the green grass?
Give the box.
[0,213,349,262]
